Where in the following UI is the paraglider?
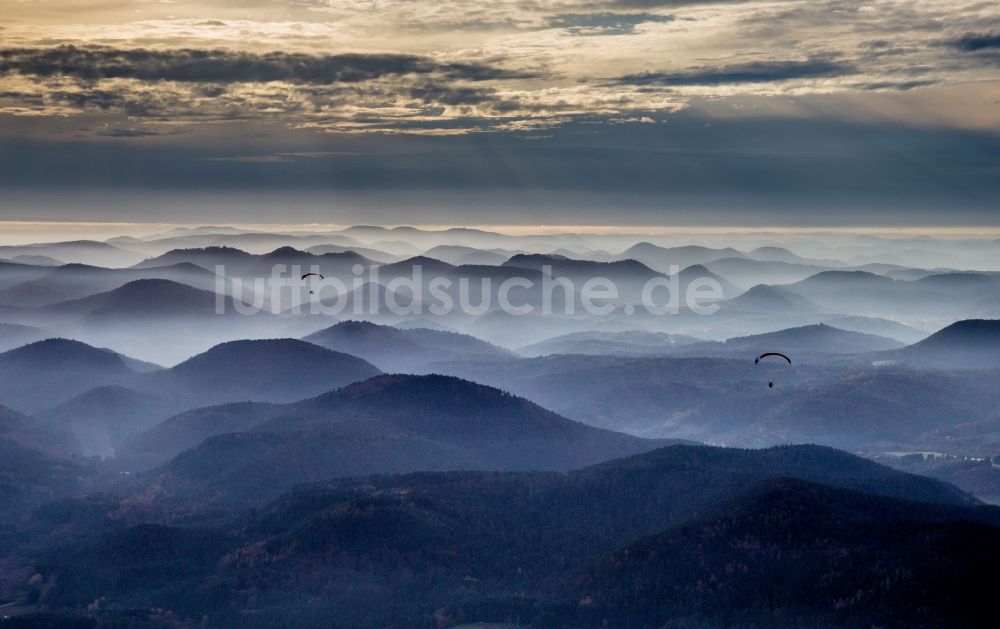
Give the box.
[301,272,324,294]
[754,352,791,388]
[754,352,791,365]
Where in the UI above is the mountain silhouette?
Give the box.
[722,283,819,314]
[37,385,180,457]
[782,270,992,317]
[430,349,1000,446]
[423,245,508,266]
[304,320,512,371]
[0,402,74,454]
[759,368,989,445]
[675,264,742,300]
[505,253,659,278]
[117,402,284,469]
[504,254,669,304]
[10,254,64,266]
[1,404,82,514]
[519,330,704,357]
[253,246,376,276]
[137,374,665,507]
[0,261,220,308]
[0,240,142,267]
[819,314,927,344]
[39,445,989,626]
[377,255,456,276]
[894,318,1000,368]
[147,338,381,406]
[0,259,53,293]
[619,243,744,272]
[788,269,895,295]
[748,245,805,262]
[37,339,381,450]
[0,338,141,413]
[133,246,256,271]
[305,243,398,262]
[43,279,225,317]
[574,477,997,628]
[722,323,904,354]
[707,256,835,289]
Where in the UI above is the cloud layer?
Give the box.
[0,2,998,224]
[0,46,532,84]
[950,32,1000,52]
[616,57,856,86]
[0,1,997,136]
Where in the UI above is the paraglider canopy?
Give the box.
[301,272,324,295]
[754,352,791,365]
[756,352,790,389]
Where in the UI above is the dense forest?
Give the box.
[3,445,997,628]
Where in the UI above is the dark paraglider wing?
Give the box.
[301,272,325,280]
[754,352,792,365]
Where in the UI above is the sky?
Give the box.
[0,0,998,226]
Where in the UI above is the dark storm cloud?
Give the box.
[949,32,1000,52]
[615,57,856,86]
[0,45,536,84]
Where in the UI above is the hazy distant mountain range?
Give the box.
[1,226,999,627]
[122,374,672,509]
[305,320,514,371]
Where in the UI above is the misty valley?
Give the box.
[0,226,998,627]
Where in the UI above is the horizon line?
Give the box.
[4,220,1000,239]
[0,219,1000,246]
